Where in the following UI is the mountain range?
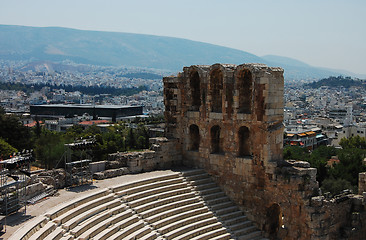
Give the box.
[0,25,363,80]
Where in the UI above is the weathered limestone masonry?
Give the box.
[92,137,182,179]
[163,63,366,240]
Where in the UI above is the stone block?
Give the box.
[209,112,223,119]
[293,161,311,168]
[89,161,106,173]
[311,196,324,207]
[93,172,105,180]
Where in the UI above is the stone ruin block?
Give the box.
[358,172,366,194]
[161,63,364,239]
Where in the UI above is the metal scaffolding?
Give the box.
[64,138,95,187]
[0,151,34,232]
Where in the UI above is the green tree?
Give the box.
[283,146,309,161]
[0,113,32,150]
[136,136,147,149]
[126,128,136,150]
[321,178,354,195]
[34,130,65,169]
[339,136,366,149]
[0,138,18,159]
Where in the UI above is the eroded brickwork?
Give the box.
[164,63,366,240]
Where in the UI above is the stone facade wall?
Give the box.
[94,137,182,180]
[359,172,366,194]
[163,63,366,240]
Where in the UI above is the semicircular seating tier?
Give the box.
[10,169,268,240]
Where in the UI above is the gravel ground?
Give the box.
[0,170,176,239]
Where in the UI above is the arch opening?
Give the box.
[189,124,200,151]
[265,203,282,237]
[238,126,250,157]
[211,125,221,153]
[237,69,252,113]
[189,70,201,111]
[210,69,223,113]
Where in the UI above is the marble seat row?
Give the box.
[12,169,267,240]
[181,169,266,240]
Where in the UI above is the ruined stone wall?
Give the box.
[163,63,366,240]
[359,172,366,194]
[94,137,182,180]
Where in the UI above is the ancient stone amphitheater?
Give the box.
[10,169,267,240]
[8,63,366,240]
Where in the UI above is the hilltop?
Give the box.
[0,25,358,80]
[305,76,366,89]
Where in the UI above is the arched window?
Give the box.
[210,69,223,112]
[238,126,250,156]
[189,70,201,110]
[189,124,200,151]
[266,203,282,236]
[211,125,221,153]
[237,69,252,113]
[226,84,233,116]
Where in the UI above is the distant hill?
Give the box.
[0,25,361,80]
[19,60,92,73]
[261,55,355,80]
[305,76,366,89]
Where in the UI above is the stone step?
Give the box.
[237,230,263,240]
[215,206,240,216]
[43,226,65,240]
[107,221,144,240]
[92,214,138,240]
[69,209,111,237]
[53,193,115,225]
[205,196,231,206]
[160,212,214,234]
[196,187,222,196]
[184,173,211,182]
[152,207,209,229]
[171,222,224,240]
[122,182,189,202]
[224,215,248,226]
[59,233,74,240]
[46,189,110,220]
[219,211,243,221]
[129,189,193,208]
[77,209,132,240]
[210,201,235,211]
[8,216,48,240]
[180,169,206,177]
[233,225,258,237]
[123,225,152,240]
[201,191,226,201]
[28,221,56,240]
[194,182,217,191]
[209,232,234,240]
[229,220,253,231]
[146,201,205,223]
[140,198,202,218]
[190,227,231,240]
[111,173,181,193]
[139,231,158,240]
[188,177,212,186]
[164,217,219,240]
[132,189,195,213]
[61,198,120,231]
[116,177,184,197]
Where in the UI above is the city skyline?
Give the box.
[1,0,365,75]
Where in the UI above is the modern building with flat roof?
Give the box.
[30,104,143,121]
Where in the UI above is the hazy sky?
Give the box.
[1,0,365,74]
